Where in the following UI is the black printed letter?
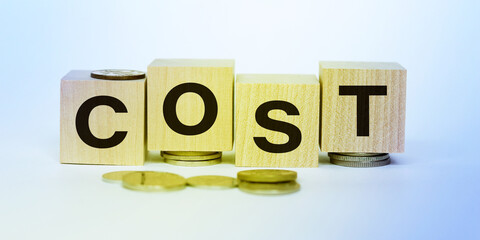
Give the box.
[253,100,302,153]
[163,83,218,135]
[75,96,128,148]
[339,86,387,137]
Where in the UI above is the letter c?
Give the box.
[75,96,128,148]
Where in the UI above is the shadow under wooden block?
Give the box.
[221,150,235,165]
[147,59,235,152]
[60,70,145,165]
[235,74,320,168]
[319,61,406,153]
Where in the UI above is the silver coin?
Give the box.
[330,158,391,168]
[328,153,389,162]
[91,69,145,80]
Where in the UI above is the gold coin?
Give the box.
[237,169,297,183]
[122,172,186,192]
[102,171,146,184]
[161,151,221,161]
[90,69,145,80]
[238,181,300,195]
[164,151,217,156]
[165,158,221,167]
[187,175,237,189]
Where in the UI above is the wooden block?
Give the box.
[60,70,145,165]
[147,59,234,151]
[235,74,320,168]
[319,61,406,153]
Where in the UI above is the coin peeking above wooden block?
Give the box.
[60,70,146,166]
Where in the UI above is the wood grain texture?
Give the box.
[319,61,406,153]
[235,74,320,168]
[147,59,234,151]
[60,70,145,165]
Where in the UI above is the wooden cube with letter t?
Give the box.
[60,70,145,165]
[319,61,407,153]
[235,74,320,168]
[147,59,234,151]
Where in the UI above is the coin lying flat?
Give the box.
[165,151,217,156]
[238,181,300,195]
[102,171,144,184]
[165,158,221,167]
[187,175,237,189]
[161,151,222,161]
[331,158,391,168]
[237,169,297,183]
[122,172,186,192]
[328,153,389,162]
[91,69,145,80]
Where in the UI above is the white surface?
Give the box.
[1,0,479,239]
[1,146,479,239]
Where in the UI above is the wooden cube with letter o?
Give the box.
[60,70,146,165]
[147,59,235,151]
[235,74,320,168]
[319,61,406,153]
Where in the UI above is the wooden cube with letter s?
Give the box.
[235,74,320,168]
[319,61,407,153]
[147,59,235,152]
[60,70,146,165]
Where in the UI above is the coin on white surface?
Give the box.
[122,172,186,192]
[238,181,300,195]
[237,169,297,183]
[187,175,237,189]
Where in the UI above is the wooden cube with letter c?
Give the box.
[60,70,146,165]
[147,59,235,151]
[319,61,406,153]
[235,74,320,168]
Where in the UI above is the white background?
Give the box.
[0,0,479,239]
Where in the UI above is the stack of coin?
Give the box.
[328,152,390,167]
[237,169,300,195]
[161,151,222,167]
